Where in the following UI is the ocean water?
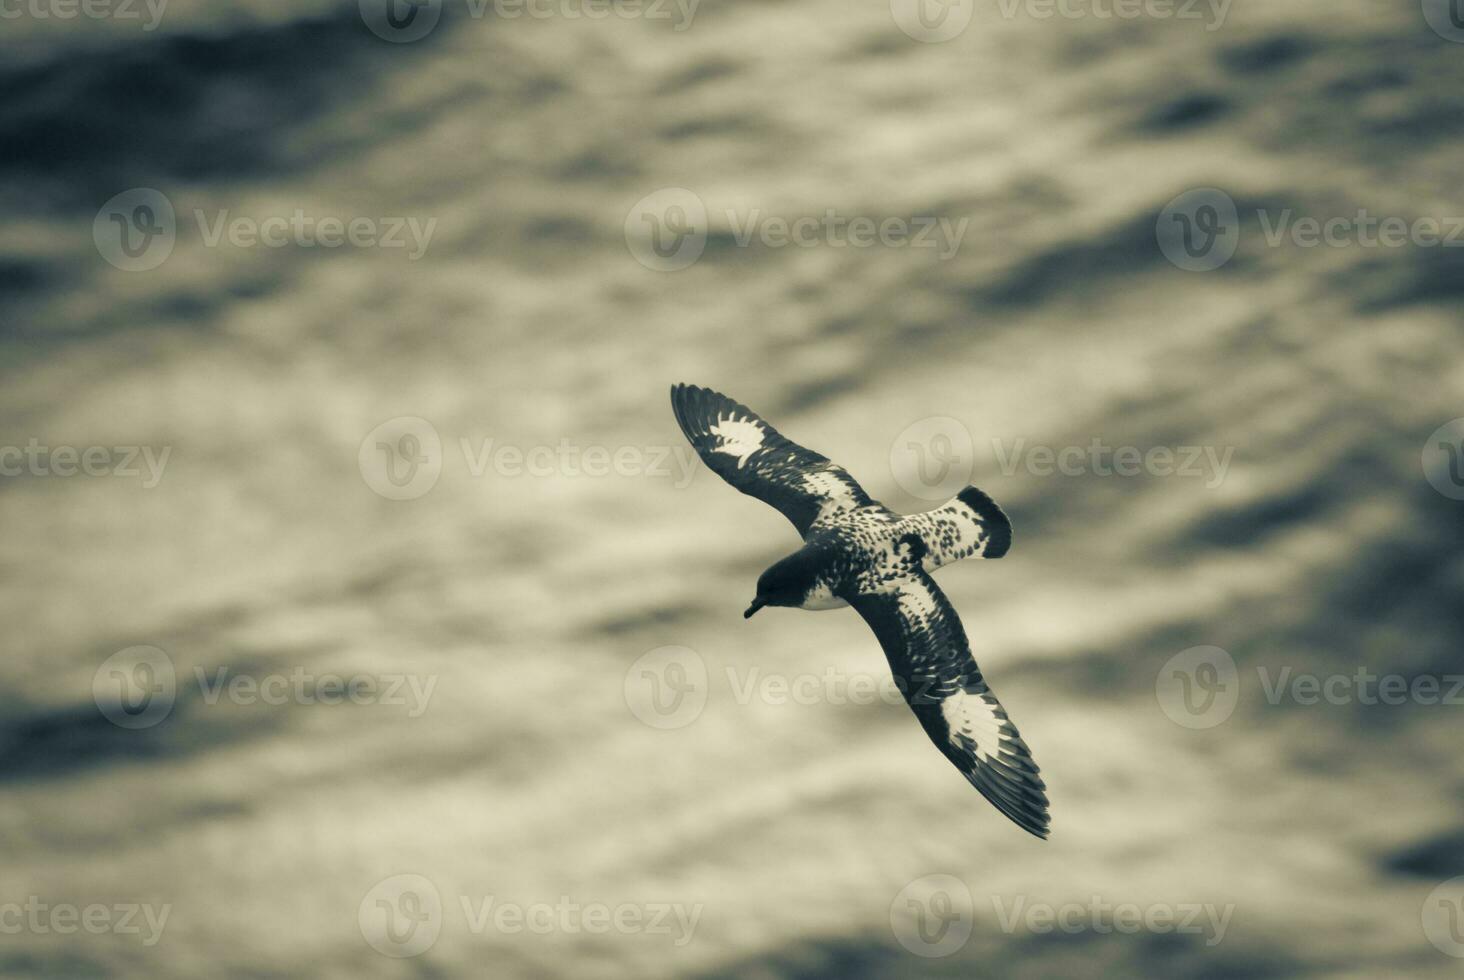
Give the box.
[2,0,1464,976]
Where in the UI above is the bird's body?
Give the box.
[671,383,1050,838]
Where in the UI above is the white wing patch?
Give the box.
[802,470,862,522]
[708,417,765,469]
[940,688,1010,766]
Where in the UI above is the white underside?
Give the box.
[799,581,848,610]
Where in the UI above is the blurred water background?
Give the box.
[3,0,1464,976]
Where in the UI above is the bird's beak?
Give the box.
[743,598,766,619]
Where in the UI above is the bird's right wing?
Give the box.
[850,568,1050,838]
[671,383,877,537]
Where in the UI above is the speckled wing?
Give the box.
[851,571,1050,838]
[671,383,876,537]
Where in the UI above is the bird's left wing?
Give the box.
[671,383,876,537]
[850,569,1050,838]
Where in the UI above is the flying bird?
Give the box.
[671,383,1049,838]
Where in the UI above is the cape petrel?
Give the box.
[671,383,1049,838]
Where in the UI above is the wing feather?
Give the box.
[851,571,1050,839]
[671,383,875,536]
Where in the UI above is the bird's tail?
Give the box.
[897,486,1012,571]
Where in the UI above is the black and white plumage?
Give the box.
[672,383,1049,839]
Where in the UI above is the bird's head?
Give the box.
[745,550,820,618]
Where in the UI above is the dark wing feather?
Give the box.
[671,383,875,536]
[850,572,1050,838]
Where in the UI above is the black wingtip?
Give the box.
[956,485,1012,559]
[967,766,1050,839]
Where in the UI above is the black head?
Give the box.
[745,549,821,618]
